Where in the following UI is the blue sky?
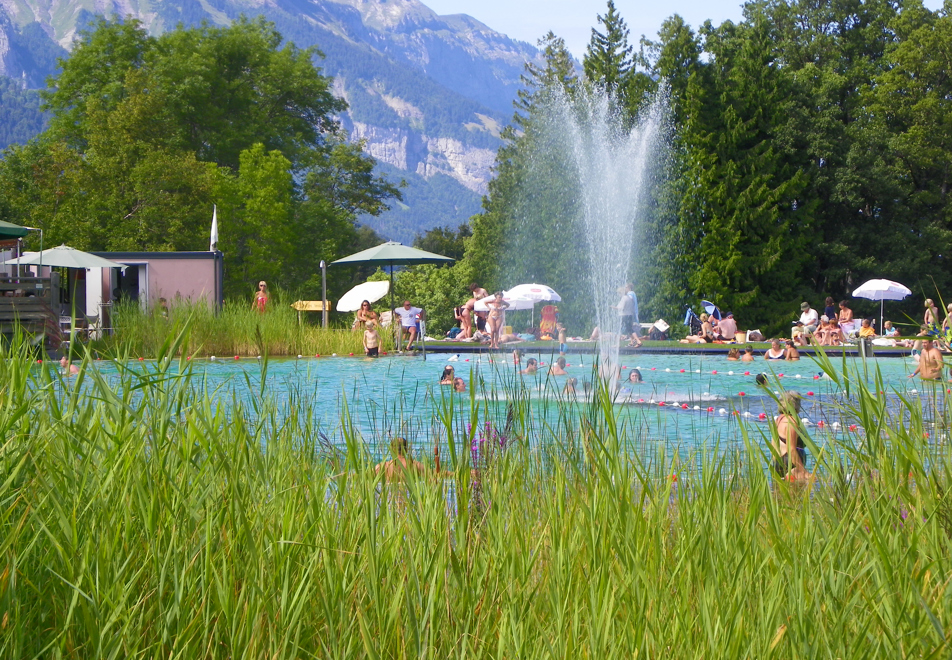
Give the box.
[424,0,943,58]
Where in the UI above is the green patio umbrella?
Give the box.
[0,220,30,240]
[330,241,454,350]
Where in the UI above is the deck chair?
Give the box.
[539,305,558,335]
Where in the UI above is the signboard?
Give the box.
[291,300,329,312]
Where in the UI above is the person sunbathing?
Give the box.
[815,316,832,345]
[826,319,844,345]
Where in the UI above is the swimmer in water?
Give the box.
[440,365,455,385]
[60,355,79,376]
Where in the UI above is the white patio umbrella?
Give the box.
[851,278,912,333]
[2,245,126,270]
[336,280,390,312]
[474,284,561,325]
[473,293,536,312]
[503,283,562,303]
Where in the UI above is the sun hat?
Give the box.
[800,302,810,311]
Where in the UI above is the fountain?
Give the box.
[503,86,669,389]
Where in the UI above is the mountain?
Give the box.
[0,0,541,243]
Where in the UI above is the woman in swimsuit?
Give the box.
[765,339,785,360]
[838,300,855,335]
[253,281,268,314]
[486,291,510,349]
[785,340,800,361]
[773,392,808,480]
[353,300,376,331]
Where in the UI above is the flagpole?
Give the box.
[209,205,218,252]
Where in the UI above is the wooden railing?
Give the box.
[0,276,61,346]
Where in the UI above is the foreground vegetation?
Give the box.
[2,334,951,656]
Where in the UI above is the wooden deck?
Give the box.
[0,276,61,346]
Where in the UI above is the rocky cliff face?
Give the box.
[0,0,540,240]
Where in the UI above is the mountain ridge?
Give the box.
[0,0,541,242]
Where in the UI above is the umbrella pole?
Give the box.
[881,299,884,335]
[390,263,398,352]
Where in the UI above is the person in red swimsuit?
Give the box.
[253,281,268,313]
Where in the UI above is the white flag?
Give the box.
[209,205,218,251]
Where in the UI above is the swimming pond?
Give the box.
[73,349,946,466]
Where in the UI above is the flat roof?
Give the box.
[91,251,219,261]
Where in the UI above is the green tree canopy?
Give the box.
[0,16,398,298]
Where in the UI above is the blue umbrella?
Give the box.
[701,300,722,320]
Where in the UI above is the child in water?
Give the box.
[363,320,381,357]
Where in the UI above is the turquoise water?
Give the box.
[79,350,940,465]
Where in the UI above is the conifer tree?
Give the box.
[583,1,633,93]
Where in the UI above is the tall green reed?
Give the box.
[99,295,382,357]
[2,333,952,657]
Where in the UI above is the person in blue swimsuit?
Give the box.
[765,339,785,360]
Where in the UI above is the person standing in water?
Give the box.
[363,320,381,357]
[910,338,944,380]
[253,281,268,314]
[375,437,426,481]
[772,392,810,481]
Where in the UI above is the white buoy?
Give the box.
[795,374,802,379]
[210,356,216,361]
[257,356,262,360]
[695,369,701,373]
[728,371,734,375]
[801,418,811,425]
[297,354,303,359]
[665,368,671,372]
[718,408,727,415]
[693,405,700,410]
[831,422,840,428]
[332,353,338,357]
[911,389,918,394]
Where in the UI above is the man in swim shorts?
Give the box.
[910,338,944,380]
